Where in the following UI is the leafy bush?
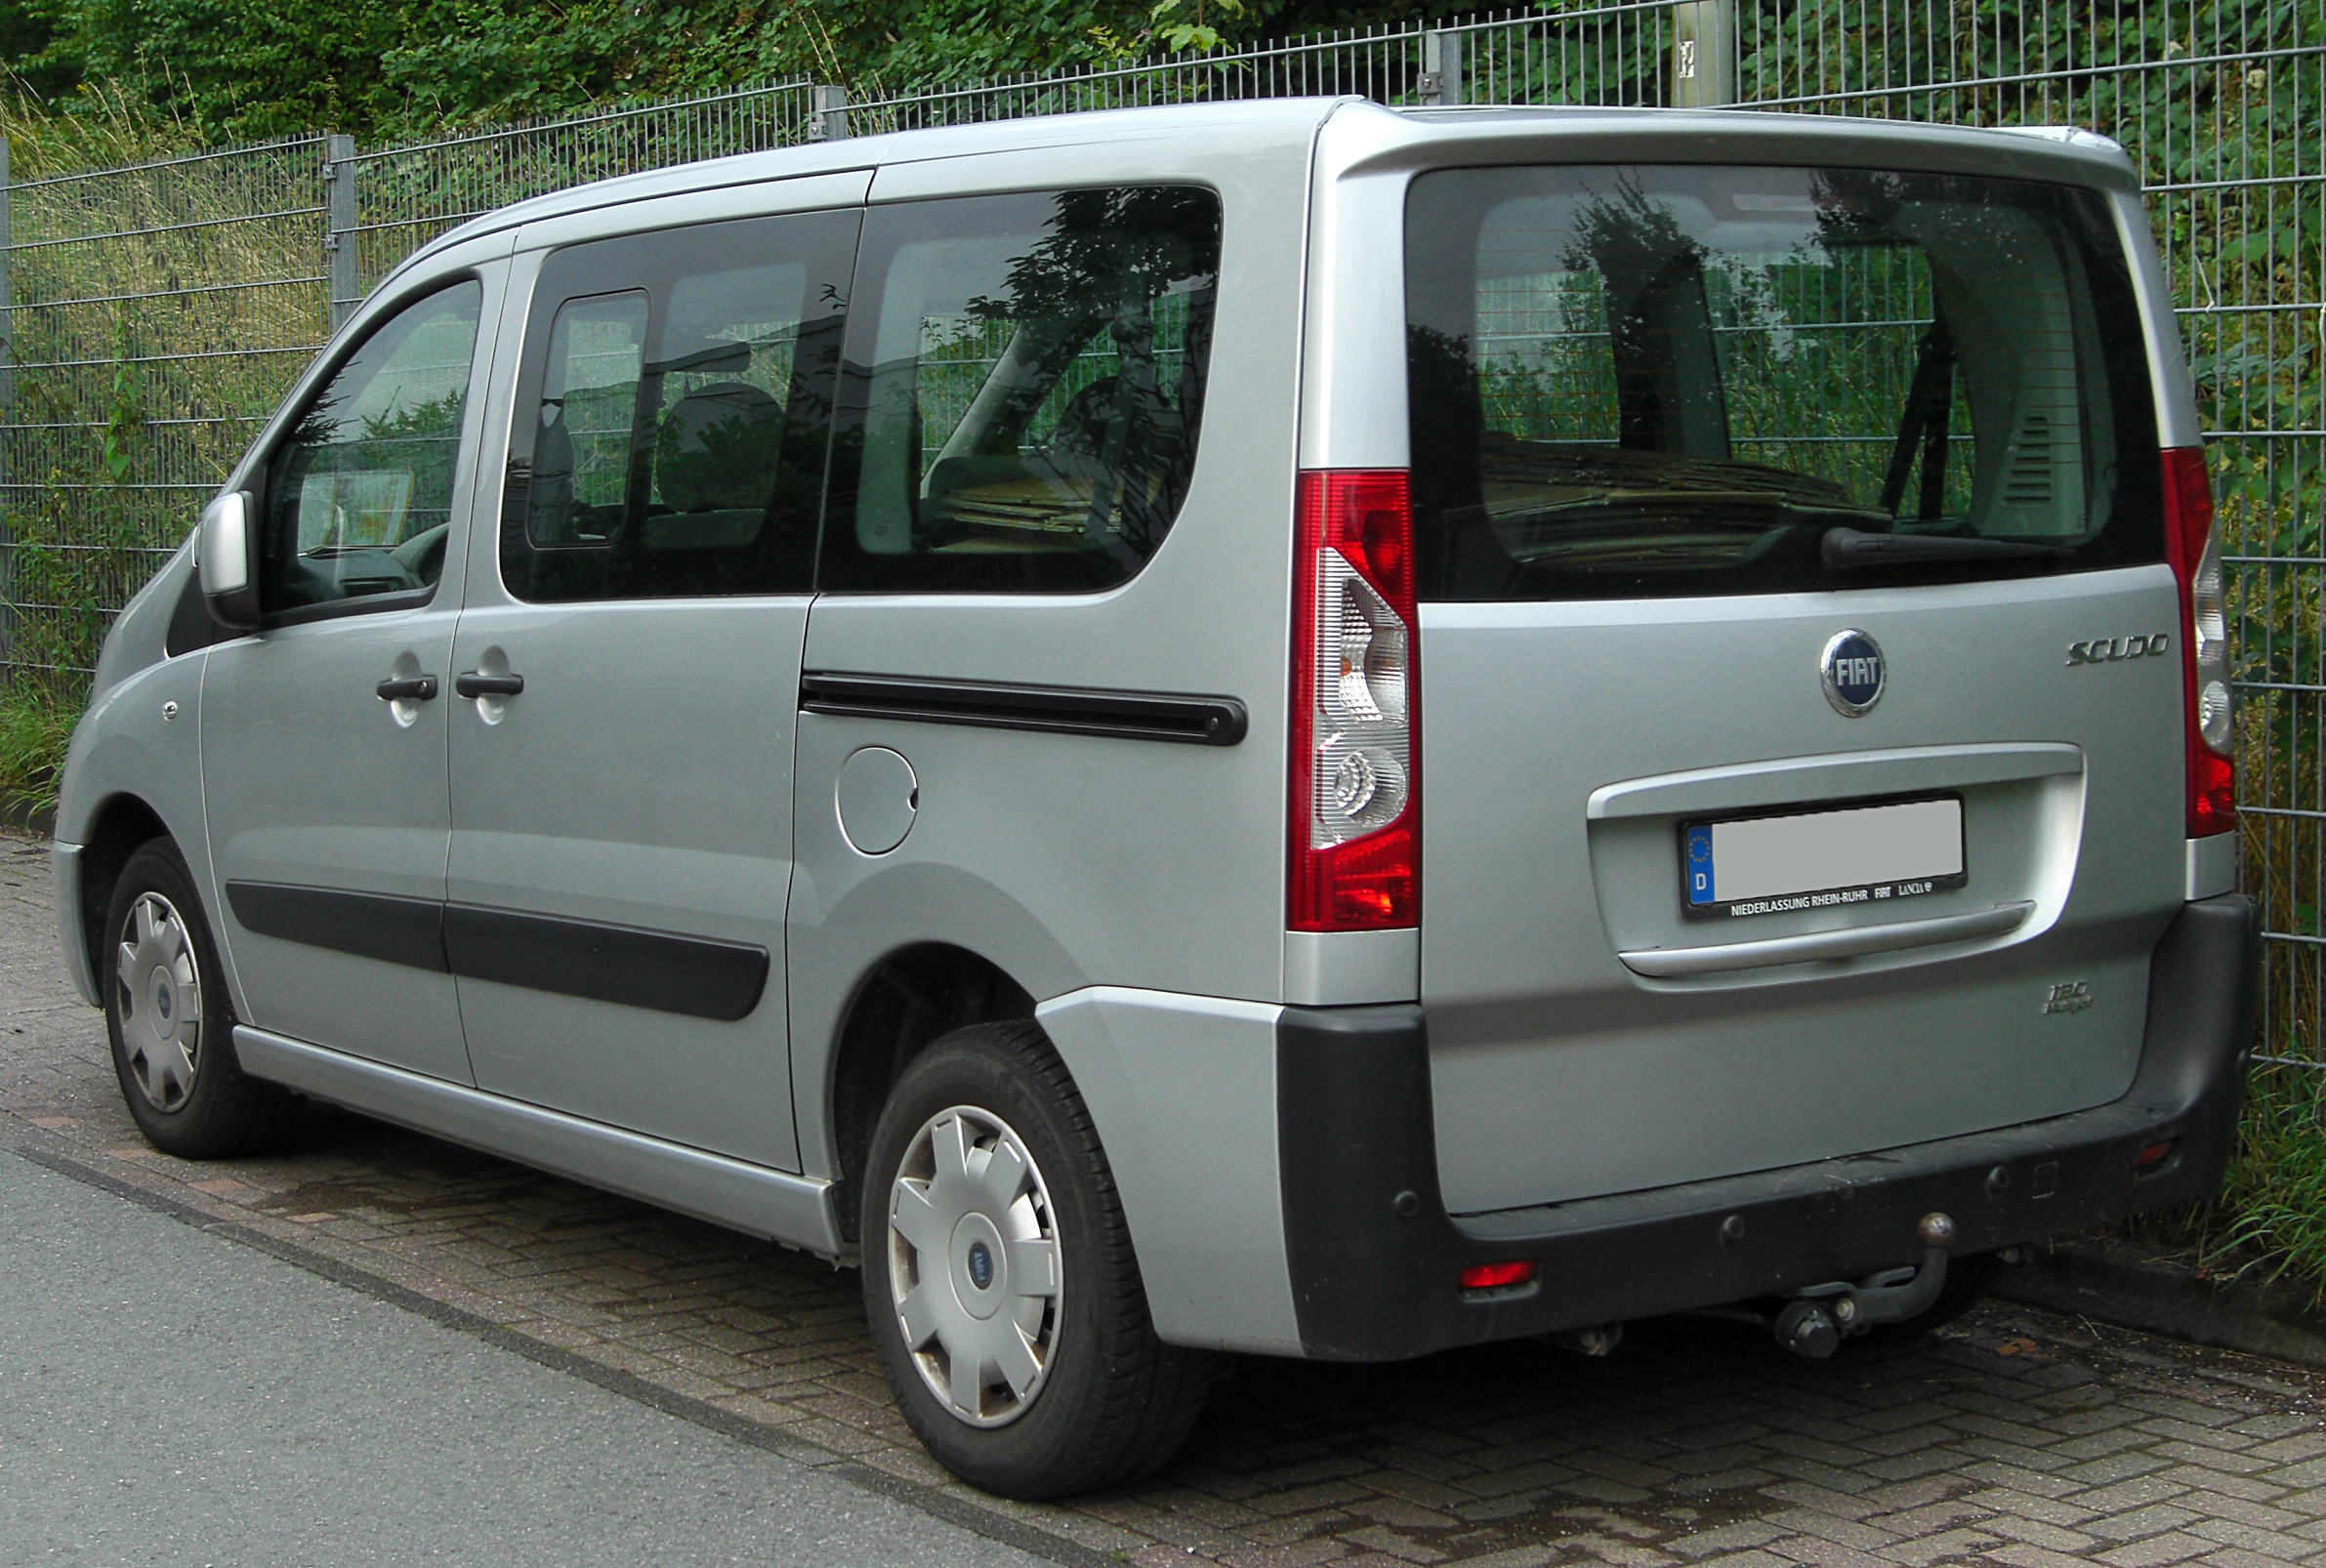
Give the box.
[3,0,1423,141]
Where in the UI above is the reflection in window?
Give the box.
[1407,166,2156,602]
[261,281,481,610]
[825,186,1223,594]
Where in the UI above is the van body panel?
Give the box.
[195,258,509,1086]
[1034,986,1302,1353]
[1418,568,2185,1214]
[445,188,861,1173]
[790,125,1314,1181]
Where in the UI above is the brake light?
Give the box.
[2161,447,2235,838]
[1289,471,1420,930]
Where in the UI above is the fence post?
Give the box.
[810,85,851,142]
[1670,0,1738,106]
[324,133,359,332]
[1421,28,1466,106]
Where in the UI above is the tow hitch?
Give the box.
[1770,1212,1957,1360]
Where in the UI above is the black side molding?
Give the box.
[442,904,768,1022]
[800,671,1247,747]
[227,882,449,972]
[223,881,768,1022]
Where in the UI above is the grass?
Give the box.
[2129,1065,2326,1308]
[2216,1067,2326,1299]
[0,680,77,821]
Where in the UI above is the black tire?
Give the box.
[104,837,300,1159]
[860,1020,1215,1499]
[1858,1251,1996,1344]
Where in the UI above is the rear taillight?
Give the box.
[2161,447,2236,838]
[1290,471,1420,930]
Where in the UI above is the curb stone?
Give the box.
[1990,1235,2326,1369]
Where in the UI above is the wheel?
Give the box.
[1859,1252,1996,1344]
[861,1020,1215,1499]
[104,838,299,1158]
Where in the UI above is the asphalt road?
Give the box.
[0,1144,1041,1567]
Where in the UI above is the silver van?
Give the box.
[52,99,2260,1498]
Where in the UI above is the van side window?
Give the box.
[820,186,1223,594]
[258,280,482,613]
[501,210,858,603]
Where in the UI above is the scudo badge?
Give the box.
[2065,633,2172,666]
[1820,629,1886,717]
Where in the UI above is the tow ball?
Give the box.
[1772,1212,1957,1360]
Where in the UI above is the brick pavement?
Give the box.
[7,829,2325,1567]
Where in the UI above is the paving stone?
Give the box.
[2094,1532,2220,1568]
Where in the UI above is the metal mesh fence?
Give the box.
[0,2,2317,1061]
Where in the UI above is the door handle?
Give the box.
[375,675,439,702]
[455,671,526,698]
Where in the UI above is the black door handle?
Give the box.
[376,675,439,702]
[456,671,526,698]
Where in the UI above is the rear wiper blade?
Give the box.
[1821,526,2076,569]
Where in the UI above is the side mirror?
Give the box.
[196,490,260,630]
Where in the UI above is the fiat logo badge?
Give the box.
[1821,629,1886,717]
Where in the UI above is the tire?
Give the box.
[860,1020,1216,1499]
[1858,1251,1995,1344]
[104,838,300,1159]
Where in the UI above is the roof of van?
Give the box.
[409,97,1349,267]
[402,96,2136,276]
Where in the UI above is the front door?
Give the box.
[201,274,497,1083]
[445,207,858,1169]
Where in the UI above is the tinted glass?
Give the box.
[260,281,481,612]
[1405,166,2162,601]
[501,210,856,602]
[821,186,1222,594]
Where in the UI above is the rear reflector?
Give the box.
[2136,1138,2177,1173]
[2161,447,2236,838]
[1459,1259,1535,1291]
[1289,471,1420,930]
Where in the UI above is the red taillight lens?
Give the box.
[1290,471,1420,931]
[2161,447,2235,838]
[1459,1259,1535,1291]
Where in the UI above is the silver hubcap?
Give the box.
[887,1105,1061,1428]
[115,891,202,1112]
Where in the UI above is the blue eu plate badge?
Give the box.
[1685,824,1715,906]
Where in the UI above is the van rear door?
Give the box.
[1401,161,2193,1217]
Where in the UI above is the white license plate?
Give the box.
[1682,796,1966,920]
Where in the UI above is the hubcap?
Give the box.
[115,891,202,1112]
[887,1105,1061,1428]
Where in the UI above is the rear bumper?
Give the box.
[1276,892,2261,1361]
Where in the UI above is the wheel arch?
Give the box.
[74,792,175,997]
[824,941,1038,1245]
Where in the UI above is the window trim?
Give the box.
[252,270,491,632]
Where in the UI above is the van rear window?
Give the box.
[1404,165,2162,601]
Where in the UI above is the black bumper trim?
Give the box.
[1275,893,2261,1362]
